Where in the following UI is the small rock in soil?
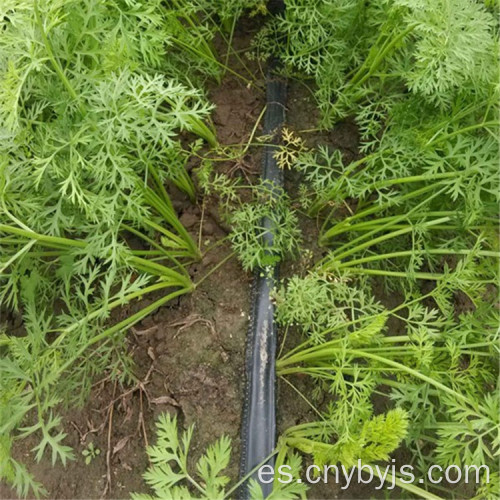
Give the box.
[214,103,232,125]
[180,211,198,228]
[202,221,216,236]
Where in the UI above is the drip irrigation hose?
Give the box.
[239,2,286,497]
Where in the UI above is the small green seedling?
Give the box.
[82,442,100,465]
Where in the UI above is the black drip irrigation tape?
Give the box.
[239,3,286,496]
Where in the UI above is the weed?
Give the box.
[82,442,101,465]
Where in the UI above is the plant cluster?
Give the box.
[0,0,255,495]
[1,1,498,498]
[273,271,382,343]
[161,0,267,82]
[276,281,499,493]
[256,0,499,126]
[193,2,499,497]
[132,413,307,500]
[198,160,302,272]
[257,1,500,497]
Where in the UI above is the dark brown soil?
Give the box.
[286,80,360,159]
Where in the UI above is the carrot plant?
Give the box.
[0,0,244,495]
[195,1,498,495]
[267,0,499,297]
[198,159,302,272]
[163,0,267,85]
[255,1,500,497]
[131,413,307,500]
[276,279,499,496]
[278,408,408,470]
[255,0,498,127]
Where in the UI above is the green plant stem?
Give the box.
[0,224,86,248]
[121,223,181,258]
[319,183,442,239]
[424,99,492,140]
[128,256,191,285]
[141,219,191,252]
[143,187,201,260]
[0,240,36,273]
[320,185,449,255]
[364,171,461,194]
[341,268,445,279]
[324,210,455,236]
[146,163,174,212]
[224,15,237,68]
[426,121,500,147]
[331,216,450,262]
[33,0,82,111]
[336,23,417,110]
[36,286,192,399]
[0,224,192,285]
[336,248,499,268]
[157,109,216,148]
[50,281,177,350]
[168,35,256,90]
[279,283,452,363]
[201,234,230,257]
[278,348,482,412]
[168,0,219,71]
[388,474,443,500]
[223,449,280,499]
[130,250,167,256]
